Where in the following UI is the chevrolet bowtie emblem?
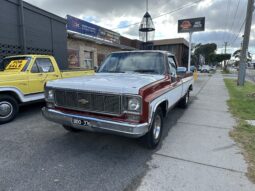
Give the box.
[78,99,89,105]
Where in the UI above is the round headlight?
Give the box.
[128,98,140,111]
[48,90,54,99]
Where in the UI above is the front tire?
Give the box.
[179,91,190,108]
[143,108,163,149]
[0,95,19,124]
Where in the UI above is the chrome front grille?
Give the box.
[54,89,121,115]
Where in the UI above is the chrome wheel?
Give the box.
[0,101,13,119]
[153,115,161,140]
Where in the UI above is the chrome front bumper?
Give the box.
[42,108,149,138]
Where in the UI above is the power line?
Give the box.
[229,1,247,45]
[222,0,231,42]
[227,0,241,42]
[230,18,245,46]
[111,0,204,30]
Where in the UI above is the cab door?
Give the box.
[28,58,58,94]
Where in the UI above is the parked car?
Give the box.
[42,51,194,149]
[0,55,94,124]
[190,65,197,72]
[201,65,210,73]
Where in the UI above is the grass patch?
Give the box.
[222,69,230,74]
[224,79,255,182]
[224,79,255,120]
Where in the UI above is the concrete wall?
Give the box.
[67,37,120,68]
[0,0,67,69]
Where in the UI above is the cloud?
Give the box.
[24,0,254,53]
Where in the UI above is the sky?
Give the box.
[25,0,255,59]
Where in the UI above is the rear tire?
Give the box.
[62,125,81,132]
[178,91,190,108]
[143,108,163,149]
[0,95,19,125]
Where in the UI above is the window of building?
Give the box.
[81,51,94,69]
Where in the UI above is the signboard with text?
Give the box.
[67,15,120,44]
[178,17,205,33]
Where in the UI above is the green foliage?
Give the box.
[225,79,255,182]
[194,43,217,63]
[224,79,255,120]
[233,49,252,61]
[209,53,231,63]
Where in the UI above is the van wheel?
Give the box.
[63,125,81,132]
[0,95,19,124]
[179,91,190,108]
[143,108,163,149]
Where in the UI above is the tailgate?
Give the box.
[60,70,94,78]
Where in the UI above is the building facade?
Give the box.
[0,0,68,69]
[153,38,189,67]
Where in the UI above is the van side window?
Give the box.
[168,57,177,77]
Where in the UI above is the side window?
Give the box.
[34,58,54,73]
[168,57,177,77]
[31,61,40,73]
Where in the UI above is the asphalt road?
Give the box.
[0,74,232,191]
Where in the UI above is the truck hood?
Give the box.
[47,73,165,94]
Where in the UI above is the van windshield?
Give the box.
[98,52,165,75]
[1,57,31,72]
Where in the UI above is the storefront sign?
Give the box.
[67,15,120,44]
[178,17,205,33]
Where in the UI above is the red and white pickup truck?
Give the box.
[42,51,193,148]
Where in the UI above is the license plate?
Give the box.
[72,118,90,127]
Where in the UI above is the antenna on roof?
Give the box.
[146,0,148,12]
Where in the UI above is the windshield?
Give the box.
[1,57,31,72]
[98,52,165,75]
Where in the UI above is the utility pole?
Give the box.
[237,0,254,86]
[224,42,227,54]
[187,32,193,72]
[224,42,227,68]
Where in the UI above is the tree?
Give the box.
[232,49,252,62]
[194,43,217,64]
[208,53,231,65]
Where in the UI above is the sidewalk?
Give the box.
[136,73,255,191]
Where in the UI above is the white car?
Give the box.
[201,65,210,73]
